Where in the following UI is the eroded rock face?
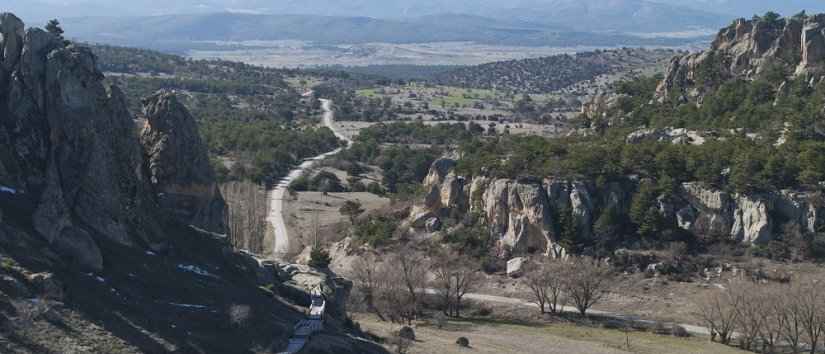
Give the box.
[409,158,825,257]
[657,14,825,102]
[0,14,173,270]
[0,14,225,270]
[140,90,227,234]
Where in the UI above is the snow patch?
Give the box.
[0,186,16,194]
[168,302,209,310]
[177,264,219,279]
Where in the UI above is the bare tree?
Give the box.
[394,249,428,323]
[431,252,480,318]
[729,281,765,351]
[351,253,387,321]
[796,280,825,354]
[221,181,267,252]
[564,257,611,317]
[775,283,805,354]
[696,288,739,345]
[523,261,566,314]
[758,285,784,354]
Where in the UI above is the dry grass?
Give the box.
[354,314,751,354]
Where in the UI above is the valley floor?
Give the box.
[354,314,749,354]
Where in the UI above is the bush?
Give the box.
[456,337,470,347]
[653,322,672,335]
[398,326,415,341]
[672,325,690,337]
[308,247,332,269]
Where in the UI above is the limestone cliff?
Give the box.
[408,158,825,256]
[656,14,825,102]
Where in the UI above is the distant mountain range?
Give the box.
[9,0,729,33]
[58,13,706,51]
[9,0,823,51]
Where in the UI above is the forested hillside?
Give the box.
[433,48,677,94]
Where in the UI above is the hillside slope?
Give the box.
[433,48,677,94]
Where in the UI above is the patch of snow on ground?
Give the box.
[177,264,219,279]
[168,302,209,310]
[0,186,16,194]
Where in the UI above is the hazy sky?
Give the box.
[6,0,825,22]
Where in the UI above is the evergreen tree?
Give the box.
[557,206,579,253]
[45,19,64,38]
[309,246,332,269]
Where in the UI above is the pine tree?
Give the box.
[309,247,332,269]
[557,206,579,253]
[45,19,64,38]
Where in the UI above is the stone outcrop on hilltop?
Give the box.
[0,13,226,270]
[140,90,227,234]
[407,158,825,256]
[656,14,825,102]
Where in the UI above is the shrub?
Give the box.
[456,337,470,347]
[308,247,332,269]
[398,326,415,341]
[672,325,690,337]
[653,322,672,335]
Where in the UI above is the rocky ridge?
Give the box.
[0,13,228,271]
[656,13,825,102]
[408,158,825,256]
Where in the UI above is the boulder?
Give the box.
[506,257,526,278]
[425,217,442,233]
[27,272,63,301]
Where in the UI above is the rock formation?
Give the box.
[140,90,227,234]
[408,158,825,256]
[0,14,226,270]
[656,14,825,102]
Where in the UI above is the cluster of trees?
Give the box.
[697,278,825,353]
[433,49,674,94]
[92,44,290,87]
[522,258,612,316]
[220,181,267,253]
[202,121,342,183]
[456,133,825,196]
[351,250,479,324]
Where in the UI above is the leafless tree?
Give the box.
[795,280,825,354]
[696,288,739,345]
[775,283,805,354]
[729,281,766,351]
[221,181,267,252]
[564,257,611,317]
[351,253,387,321]
[523,261,566,314]
[394,249,428,323]
[431,252,480,318]
[758,286,783,354]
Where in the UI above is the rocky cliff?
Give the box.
[0,13,225,270]
[408,158,825,256]
[140,90,227,234]
[656,14,825,102]
[0,14,384,354]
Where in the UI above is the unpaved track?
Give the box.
[267,99,352,260]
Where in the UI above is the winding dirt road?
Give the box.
[267,99,352,260]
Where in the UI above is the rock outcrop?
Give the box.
[408,158,825,256]
[656,14,825,102]
[0,14,225,270]
[140,90,227,234]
